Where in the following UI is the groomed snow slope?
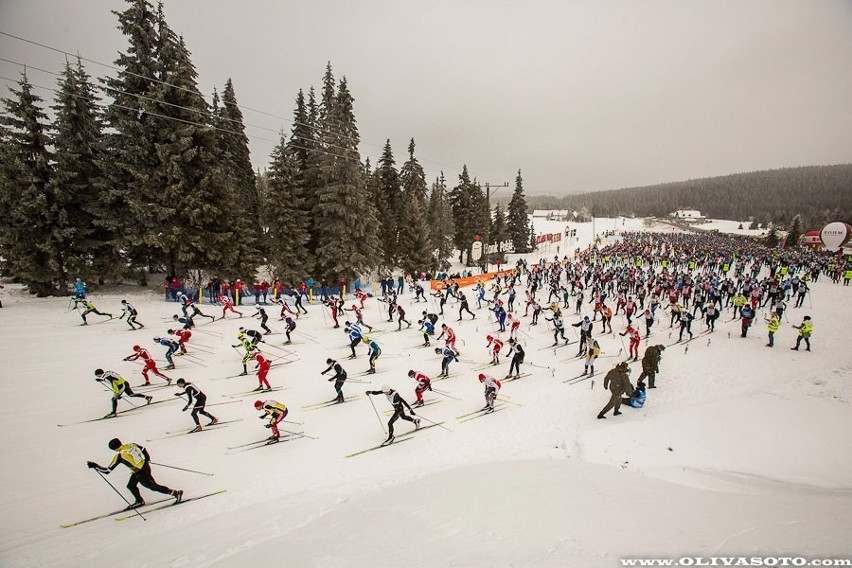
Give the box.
[1,217,850,567]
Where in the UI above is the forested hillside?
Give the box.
[527,164,852,229]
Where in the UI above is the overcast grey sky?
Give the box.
[1,0,850,195]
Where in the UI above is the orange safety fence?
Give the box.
[429,268,516,291]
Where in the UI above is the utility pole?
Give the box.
[483,181,509,210]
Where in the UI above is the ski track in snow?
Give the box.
[1,217,851,567]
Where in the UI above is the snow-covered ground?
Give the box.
[700,218,768,237]
[1,217,850,568]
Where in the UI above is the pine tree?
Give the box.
[313,75,381,281]
[428,173,455,269]
[100,0,161,275]
[507,169,530,252]
[529,220,537,251]
[376,139,401,267]
[491,203,508,253]
[284,89,317,274]
[147,14,243,278]
[398,139,432,272]
[765,224,780,248]
[51,58,114,282]
[215,78,264,275]
[787,214,803,247]
[264,132,310,283]
[0,72,60,295]
[449,165,489,265]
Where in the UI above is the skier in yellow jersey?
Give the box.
[254,399,288,442]
[87,438,182,509]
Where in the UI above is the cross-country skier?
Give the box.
[282,316,297,344]
[345,321,363,359]
[221,295,243,319]
[437,324,458,352]
[76,298,112,325]
[174,379,218,433]
[478,373,501,413]
[86,439,182,509]
[94,368,151,418]
[435,346,458,377]
[457,292,475,320]
[153,336,180,370]
[414,282,426,302]
[365,385,420,446]
[418,318,435,346]
[740,305,754,338]
[180,294,215,322]
[118,300,144,330]
[677,311,695,342]
[171,313,194,330]
[254,354,272,391]
[505,338,525,379]
[571,316,592,354]
[486,335,504,365]
[546,313,569,346]
[345,304,373,332]
[124,345,171,385]
[323,297,341,328]
[363,336,382,374]
[322,358,348,403]
[254,399,288,442]
[507,313,521,340]
[582,336,601,376]
[238,327,265,348]
[395,304,412,330]
[168,328,192,354]
[619,325,641,361]
[254,306,271,334]
[408,370,432,407]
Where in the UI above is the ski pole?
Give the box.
[149,462,214,476]
[94,469,146,521]
[431,388,461,400]
[414,413,452,432]
[366,395,387,435]
[281,428,317,440]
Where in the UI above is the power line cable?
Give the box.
[0,29,473,174]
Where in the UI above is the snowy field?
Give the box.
[1,217,850,568]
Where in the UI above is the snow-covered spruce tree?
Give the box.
[263,132,311,283]
[0,72,61,295]
[507,169,531,253]
[376,139,402,267]
[313,77,381,281]
[100,0,161,275]
[428,173,455,269]
[449,165,489,265]
[51,58,114,283]
[284,89,317,274]
[214,78,264,276]
[398,139,432,272]
[147,14,242,277]
[491,202,508,254]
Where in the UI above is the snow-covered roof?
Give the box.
[670,209,703,218]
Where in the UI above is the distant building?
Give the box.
[532,210,572,221]
[670,209,706,223]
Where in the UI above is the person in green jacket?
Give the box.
[791,316,813,351]
[766,314,780,348]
